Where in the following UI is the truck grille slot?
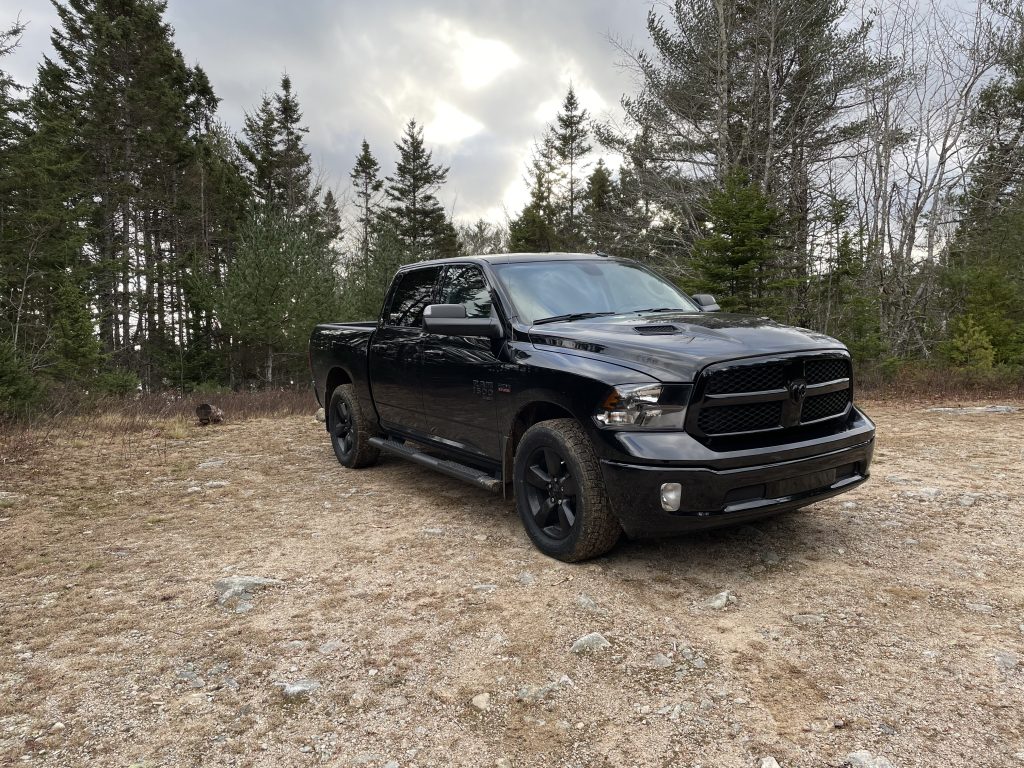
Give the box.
[697,401,783,435]
[704,364,786,394]
[634,325,680,335]
[689,354,852,440]
[801,389,851,422]
[805,358,848,384]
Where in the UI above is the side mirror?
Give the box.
[692,294,721,312]
[423,304,503,339]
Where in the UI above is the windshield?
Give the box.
[490,259,699,323]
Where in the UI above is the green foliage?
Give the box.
[93,368,140,396]
[384,119,457,259]
[0,341,42,418]
[943,316,996,370]
[689,171,784,315]
[50,277,104,384]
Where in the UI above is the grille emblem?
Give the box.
[787,378,808,403]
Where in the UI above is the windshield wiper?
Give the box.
[533,311,617,325]
[631,307,689,313]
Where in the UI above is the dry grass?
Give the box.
[1,400,1023,767]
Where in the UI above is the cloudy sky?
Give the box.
[0,0,655,223]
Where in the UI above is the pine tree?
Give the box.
[508,139,559,252]
[273,75,317,218]
[350,139,384,265]
[581,159,617,251]
[548,86,592,248]
[238,96,278,207]
[384,119,457,259]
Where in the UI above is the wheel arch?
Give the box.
[504,399,578,476]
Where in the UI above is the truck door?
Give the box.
[420,264,502,460]
[367,265,440,433]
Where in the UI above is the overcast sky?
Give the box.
[0,0,655,223]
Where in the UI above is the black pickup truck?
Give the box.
[309,253,874,561]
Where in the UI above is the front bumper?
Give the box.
[599,409,875,537]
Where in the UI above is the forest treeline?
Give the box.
[2,0,1023,416]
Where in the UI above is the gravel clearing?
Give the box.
[1,401,1022,766]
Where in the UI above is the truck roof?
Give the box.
[397,252,620,270]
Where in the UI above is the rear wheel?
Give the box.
[513,419,621,561]
[328,385,380,468]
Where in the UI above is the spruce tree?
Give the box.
[384,119,457,260]
[548,86,592,248]
[508,139,559,252]
[350,139,384,266]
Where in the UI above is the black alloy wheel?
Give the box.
[522,446,579,539]
[328,385,380,469]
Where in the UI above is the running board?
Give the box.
[368,437,502,493]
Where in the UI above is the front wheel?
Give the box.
[328,385,380,468]
[513,419,622,562]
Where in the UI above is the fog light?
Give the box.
[660,482,682,512]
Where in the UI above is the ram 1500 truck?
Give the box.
[309,253,875,561]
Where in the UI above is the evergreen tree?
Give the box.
[508,139,559,252]
[548,85,592,247]
[581,159,617,251]
[384,119,457,259]
[350,139,384,265]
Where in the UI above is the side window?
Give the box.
[440,265,493,319]
[385,267,440,327]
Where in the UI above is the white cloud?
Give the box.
[423,99,485,145]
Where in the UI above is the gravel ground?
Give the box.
[1,401,1022,767]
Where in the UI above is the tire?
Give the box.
[513,419,622,562]
[328,384,380,469]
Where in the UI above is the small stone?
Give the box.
[759,757,781,768]
[470,692,491,712]
[516,675,573,703]
[704,590,735,610]
[314,408,326,423]
[349,692,367,708]
[473,583,497,593]
[205,480,229,489]
[197,459,224,469]
[383,762,399,768]
[846,751,894,768]
[318,639,344,654]
[276,679,319,699]
[760,550,781,565]
[994,649,1019,672]
[496,760,513,768]
[186,486,202,494]
[571,632,611,653]
[575,593,601,612]
[791,613,825,625]
[518,572,536,585]
[50,722,65,733]
[967,602,995,614]
[841,500,858,509]
[213,575,284,613]
[650,653,673,669]
[959,494,977,507]
[638,705,652,715]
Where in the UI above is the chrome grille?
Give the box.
[689,354,852,439]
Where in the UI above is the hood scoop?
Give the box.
[634,324,682,335]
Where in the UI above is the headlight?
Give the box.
[594,384,691,429]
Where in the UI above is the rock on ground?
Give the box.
[571,632,611,653]
[470,692,491,712]
[847,750,895,768]
[213,575,284,613]
[275,679,320,699]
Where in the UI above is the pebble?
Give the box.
[994,649,1019,672]
[197,459,224,469]
[760,551,781,565]
[966,602,995,614]
[650,653,673,669]
[205,480,229,489]
[472,584,498,593]
[516,675,573,703]
[471,692,491,712]
[314,408,326,423]
[959,494,977,507]
[575,593,601,612]
[791,613,825,625]
[846,750,894,768]
[50,722,65,733]
[518,572,536,585]
[758,755,782,767]
[704,590,735,610]
[841,500,858,509]
[276,679,320,699]
[318,639,344,654]
[496,758,513,768]
[571,632,611,653]
[213,575,284,613]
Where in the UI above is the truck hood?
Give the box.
[528,312,847,382]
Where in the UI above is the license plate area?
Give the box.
[768,468,836,498]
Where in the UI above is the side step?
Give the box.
[368,437,502,493]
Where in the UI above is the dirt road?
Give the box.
[1,402,1022,767]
